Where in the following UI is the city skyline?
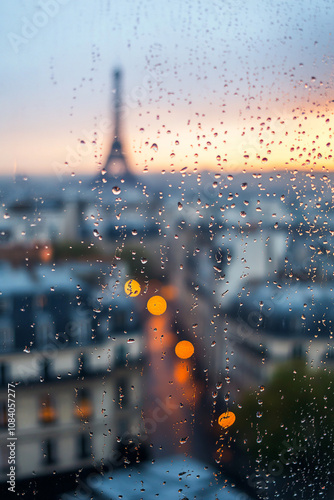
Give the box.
[1,0,333,176]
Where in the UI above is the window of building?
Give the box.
[74,389,93,421]
[42,439,56,466]
[78,434,91,460]
[0,402,7,429]
[39,395,57,425]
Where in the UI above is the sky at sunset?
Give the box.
[0,0,333,176]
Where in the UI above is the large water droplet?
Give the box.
[151,143,158,152]
[241,182,248,190]
[178,202,183,211]
[112,186,121,195]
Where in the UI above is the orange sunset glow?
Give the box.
[4,99,333,176]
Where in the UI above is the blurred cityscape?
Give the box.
[0,70,333,500]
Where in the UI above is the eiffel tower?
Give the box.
[94,69,136,184]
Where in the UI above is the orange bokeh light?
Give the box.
[160,284,179,301]
[175,340,194,359]
[147,295,167,315]
[218,411,236,429]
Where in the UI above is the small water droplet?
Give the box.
[179,436,189,445]
[93,229,99,237]
[151,143,158,152]
[178,202,183,211]
[240,211,247,218]
[241,182,248,190]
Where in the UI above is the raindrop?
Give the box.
[132,229,138,236]
[4,213,10,219]
[179,436,189,445]
[240,211,247,218]
[93,229,99,237]
[127,339,135,343]
[241,182,248,190]
[112,186,121,195]
[141,257,147,264]
[178,202,183,211]
[151,143,158,152]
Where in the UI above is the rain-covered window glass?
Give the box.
[0,1,333,499]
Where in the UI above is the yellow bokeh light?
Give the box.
[218,411,236,429]
[175,340,194,359]
[124,279,141,297]
[147,295,167,315]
